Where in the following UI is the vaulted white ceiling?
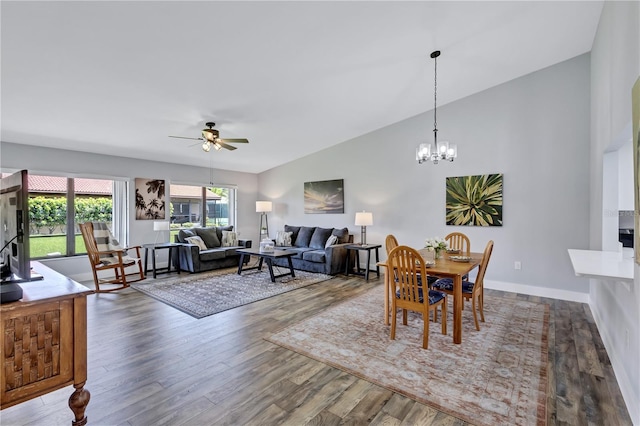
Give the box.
[1,1,603,174]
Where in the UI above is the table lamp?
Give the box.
[355,211,373,245]
[153,221,170,243]
[256,201,272,239]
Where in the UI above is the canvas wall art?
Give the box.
[304,179,344,214]
[446,174,503,226]
[135,178,166,220]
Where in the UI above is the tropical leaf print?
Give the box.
[446,174,503,226]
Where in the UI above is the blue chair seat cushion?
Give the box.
[432,277,475,293]
[395,288,446,305]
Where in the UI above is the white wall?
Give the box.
[259,53,592,300]
[589,1,640,424]
[0,142,259,280]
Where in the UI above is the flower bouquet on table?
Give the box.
[424,237,448,259]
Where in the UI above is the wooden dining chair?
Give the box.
[432,240,494,331]
[387,245,447,349]
[80,222,146,292]
[445,232,471,255]
[385,234,399,256]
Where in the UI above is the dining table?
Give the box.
[378,251,483,344]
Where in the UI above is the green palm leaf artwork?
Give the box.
[446,174,503,226]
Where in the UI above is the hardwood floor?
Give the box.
[1,274,632,425]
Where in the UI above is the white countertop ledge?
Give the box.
[567,249,634,283]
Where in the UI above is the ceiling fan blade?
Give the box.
[220,138,249,144]
[169,135,203,141]
[218,142,238,151]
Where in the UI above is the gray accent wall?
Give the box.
[259,53,591,297]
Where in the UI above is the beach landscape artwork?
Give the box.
[304,179,344,214]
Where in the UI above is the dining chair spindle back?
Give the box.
[445,232,471,255]
[385,234,399,256]
[387,245,447,349]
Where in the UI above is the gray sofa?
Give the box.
[271,225,353,275]
[174,226,252,273]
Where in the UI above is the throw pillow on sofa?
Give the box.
[275,231,293,247]
[284,225,301,244]
[215,226,233,244]
[295,226,316,247]
[325,235,338,248]
[177,228,196,242]
[185,236,208,251]
[309,227,333,249]
[332,227,350,244]
[221,230,238,247]
[195,227,220,248]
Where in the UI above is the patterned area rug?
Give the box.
[132,267,333,319]
[267,286,549,426]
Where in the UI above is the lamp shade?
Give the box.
[153,221,170,231]
[256,201,273,213]
[355,211,373,226]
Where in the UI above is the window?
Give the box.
[169,184,236,232]
[26,174,117,258]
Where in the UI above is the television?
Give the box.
[1,169,42,303]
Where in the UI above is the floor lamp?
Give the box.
[256,201,272,239]
[355,211,373,245]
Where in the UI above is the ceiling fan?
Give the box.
[169,122,249,152]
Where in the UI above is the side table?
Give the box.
[143,243,181,279]
[345,243,381,281]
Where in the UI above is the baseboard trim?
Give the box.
[484,279,590,304]
[589,300,639,425]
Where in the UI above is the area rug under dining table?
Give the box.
[132,267,333,319]
[267,285,549,426]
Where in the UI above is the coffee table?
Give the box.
[236,248,296,282]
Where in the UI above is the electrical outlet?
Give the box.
[514,261,521,270]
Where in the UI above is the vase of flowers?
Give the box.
[425,237,448,259]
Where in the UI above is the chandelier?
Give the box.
[416,50,457,164]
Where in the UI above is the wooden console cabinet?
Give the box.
[1,262,93,425]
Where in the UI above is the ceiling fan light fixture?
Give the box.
[202,128,219,142]
[169,121,249,153]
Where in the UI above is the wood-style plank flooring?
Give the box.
[0,273,632,425]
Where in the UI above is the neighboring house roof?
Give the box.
[170,184,222,201]
[2,174,224,200]
[27,175,112,196]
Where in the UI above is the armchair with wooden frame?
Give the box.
[79,222,146,293]
[387,245,447,349]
